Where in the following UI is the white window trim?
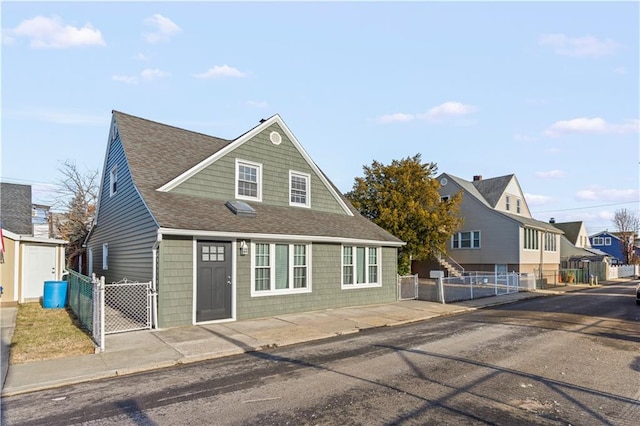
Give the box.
[102,243,109,270]
[235,159,262,202]
[250,242,312,296]
[505,196,511,211]
[604,237,611,246]
[109,166,118,197]
[341,245,381,289]
[451,231,481,249]
[516,199,521,214]
[289,170,311,208]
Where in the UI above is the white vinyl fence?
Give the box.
[414,272,534,304]
[608,264,639,279]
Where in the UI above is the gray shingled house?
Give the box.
[85,111,404,328]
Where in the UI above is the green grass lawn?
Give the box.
[10,303,96,364]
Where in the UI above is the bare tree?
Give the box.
[612,208,640,264]
[54,160,100,269]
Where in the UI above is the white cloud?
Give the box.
[112,68,170,84]
[374,101,476,124]
[576,186,638,202]
[544,117,639,137]
[535,170,567,179]
[193,65,248,79]
[246,100,269,108]
[135,52,151,61]
[6,15,105,48]
[513,133,538,142]
[538,33,618,57]
[140,68,170,81]
[525,193,552,206]
[418,101,477,121]
[143,14,181,43]
[112,74,138,84]
[374,113,415,124]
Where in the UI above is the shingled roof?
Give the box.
[112,111,403,245]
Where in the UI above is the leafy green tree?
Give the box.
[346,154,463,274]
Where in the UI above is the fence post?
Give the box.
[430,271,445,304]
[99,276,105,352]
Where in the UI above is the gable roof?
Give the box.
[110,111,403,245]
[552,221,584,245]
[589,231,622,241]
[441,172,562,234]
[472,174,514,208]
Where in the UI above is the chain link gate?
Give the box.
[398,274,419,300]
[102,278,153,335]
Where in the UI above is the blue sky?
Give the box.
[1,1,638,234]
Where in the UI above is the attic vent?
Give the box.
[225,200,257,217]
[270,131,282,145]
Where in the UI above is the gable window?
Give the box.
[109,166,118,197]
[342,246,379,287]
[516,199,521,214]
[252,242,310,295]
[236,159,262,201]
[544,233,557,251]
[506,196,511,211]
[452,231,481,249]
[289,171,310,207]
[524,228,539,250]
[102,243,109,270]
[604,237,611,246]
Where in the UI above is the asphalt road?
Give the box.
[2,281,639,425]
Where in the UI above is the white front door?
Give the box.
[23,244,57,301]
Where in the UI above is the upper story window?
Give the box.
[506,196,511,211]
[524,228,539,250]
[593,236,612,246]
[452,231,481,249]
[109,166,118,197]
[289,171,310,207]
[342,246,380,288]
[516,199,521,214]
[236,159,262,201]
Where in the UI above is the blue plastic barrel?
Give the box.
[43,280,68,309]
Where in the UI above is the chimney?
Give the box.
[473,175,482,181]
[549,218,555,224]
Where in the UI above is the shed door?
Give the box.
[23,245,57,300]
[196,241,232,322]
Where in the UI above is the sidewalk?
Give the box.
[0,284,599,397]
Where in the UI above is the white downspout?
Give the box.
[151,234,162,329]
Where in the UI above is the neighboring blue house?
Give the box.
[589,231,626,264]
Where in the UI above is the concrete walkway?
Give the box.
[0,285,600,397]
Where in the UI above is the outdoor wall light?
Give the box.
[239,240,248,256]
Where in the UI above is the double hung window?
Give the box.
[252,242,310,295]
[236,159,262,201]
[289,171,310,207]
[342,246,379,287]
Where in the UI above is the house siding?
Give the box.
[85,133,158,284]
[447,187,521,265]
[157,238,398,326]
[236,243,397,321]
[157,236,194,328]
[171,124,346,215]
